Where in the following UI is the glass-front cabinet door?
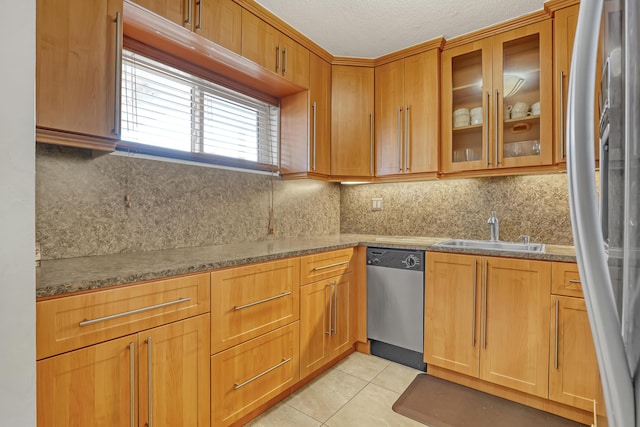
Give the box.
[493,21,553,168]
[441,39,493,173]
[441,20,552,173]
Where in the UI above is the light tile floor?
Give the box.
[245,352,425,427]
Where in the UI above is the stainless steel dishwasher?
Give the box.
[366,247,426,371]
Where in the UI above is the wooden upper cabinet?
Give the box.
[441,20,553,173]
[331,65,375,178]
[133,0,187,27]
[241,9,309,88]
[280,53,331,178]
[553,4,600,164]
[196,0,242,54]
[480,257,551,398]
[375,49,439,177]
[36,0,122,145]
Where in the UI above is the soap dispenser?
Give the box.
[488,211,499,241]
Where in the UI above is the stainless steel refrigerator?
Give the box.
[567,0,640,425]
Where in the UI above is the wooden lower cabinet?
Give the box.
[211,322,300,426]
[299,273,355,379]
[425,253,551,398]
[210,258,300,354]
[550,295,605,414]
[37,314,210,427]
[424,252,480,377]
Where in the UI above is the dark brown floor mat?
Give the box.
[392,374,588,427]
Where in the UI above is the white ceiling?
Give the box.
[255,0,547,58]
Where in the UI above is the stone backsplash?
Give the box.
[340,174,574,245]
[36,144,340,260]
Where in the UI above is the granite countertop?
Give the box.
[36,234,576,298]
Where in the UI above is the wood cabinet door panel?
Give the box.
[196,0,241,54]
[210,258,300,354]
[329,274,353,355]
[280,33,309,88]
[331,65,375,177]
[37,334,135,427]
[309,53,332,175]
[138,314,210,427]
[211,322,300,426]
[299,280,332,379]
[404,50,440,174]
[300,248,353,285]
[425,252,480,377]
[375,60,405,176]
[241,10,278,72]
[36,0,122,138]
[132,0,187,27]
[480,257,550,397]
[551,262,583,298]
[36,273,210,360]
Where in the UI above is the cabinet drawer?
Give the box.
[36,273,210,360]
[552,262,583,297]
[300,248,354,284]
[211,258,300,354]
[211,322,300,426]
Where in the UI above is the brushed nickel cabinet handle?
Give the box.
[326,283,332,335]
[79,297,192,326]
[495,89,500,166]
[147,336,153,427]
[129,342,135,427]
[405,105,410,172]
[483,260,488,349]
[333,282,338,335]
[554,299,559,369]
[234,292,292,311]
[560,71,566,160]
[195,0,202,29]
[568,279,582,284]
[234,358,291,389]
[276,45,281,73]
[283,48,288,75]
[398,107,403,171]
[472,259,477,347]
[185,0,192,24]
[112,11,122,137]
[370,112,374,175]
[312,260,350,271]
[312,101,317,171]
[485,91,490,167]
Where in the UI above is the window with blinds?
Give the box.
[120,50,279,171]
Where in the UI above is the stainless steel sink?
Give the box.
[433,239,546,253]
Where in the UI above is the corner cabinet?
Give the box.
[331,65,375,179]
[425,252,551,397]
[375,49,440,177]
[280,53,331,178]
[441,20,553,173]
[36,0,123,149]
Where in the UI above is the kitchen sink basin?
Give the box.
[433,239,546,253]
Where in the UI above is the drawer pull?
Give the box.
[568,279,582,284]
[233,292,292,311]
[312,260,350,271]
[79,297,192,326]
[234,358,291,390]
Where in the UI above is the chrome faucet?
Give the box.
[487,211,499,241]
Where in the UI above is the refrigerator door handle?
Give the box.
[566,1,635,426]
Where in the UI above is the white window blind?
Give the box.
[120,50,279,170]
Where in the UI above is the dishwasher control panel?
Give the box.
[366,248,424,271]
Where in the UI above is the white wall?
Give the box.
[0,0,36,425]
